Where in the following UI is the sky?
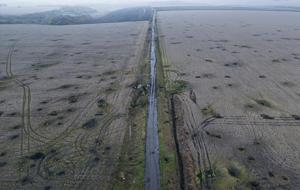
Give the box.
[0,0,300,6]
[1,0,300,6]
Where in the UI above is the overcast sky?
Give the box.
[1,0,300,6]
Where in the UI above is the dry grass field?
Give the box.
[157,10,300,189]
[0,22,148,189]
[1,8,300,190]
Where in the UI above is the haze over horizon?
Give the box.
[1,0,300,7]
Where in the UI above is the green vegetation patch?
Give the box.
[201,104,217,116]
[113,109,146,190]
[102,70,117,76]
[208,160,253,190]
[113,56,149,190]
[34,62,60,69]
[157,93,179,190]
[244,103,257,109]
[254,98,273,108]
[130,84,148,108]
[168,80,188,95]
[82,118,97,129]
[157,34,181,189]
[131,95,148,108]
[244,102,262,112]
[105,82,120,94]
[97,99,108,108]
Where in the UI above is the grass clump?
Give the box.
[244,102,262,112]
[102,70,117,76]
[130,84,148,108]
[227,163,242,178]
[168,80,188,95]
[29,152,45,160]
[105,82,120,93]
[97,99,108,108]
[211,160,253,189]
[82,118,97,129]
[244,103,256,109]
[130,96,148,108]
[201,104,217,116]
[260,114,274,120]
[254,99,273,108]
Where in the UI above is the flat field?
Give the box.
[0,22,148,189]
[158,10,300,189]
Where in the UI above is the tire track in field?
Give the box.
[71,116,115,189]
[5,44,73,189]
[70,50,134,189]
[67,108,124,188]
[179,96,214,189]
[6,45,26,156]
[5,43,36,188]
[203,115,300,176]
[69,22,147,189]
[6,45,40,189]
[41,45,130,149]
[3,24,147,188]
[162,38,215,188]
[6,44,50,146]
[230,52,300,112]
[7,43,108,151]
[33,92,110,186]
[57,46,133,188]
[34,56,125,188]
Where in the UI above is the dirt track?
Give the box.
[0,22,148,189]
[158,10,300,189]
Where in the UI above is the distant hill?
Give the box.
[156,5,300,12]
[0,6,96,24]
[0,6,152,25]
[93,7,152,23]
